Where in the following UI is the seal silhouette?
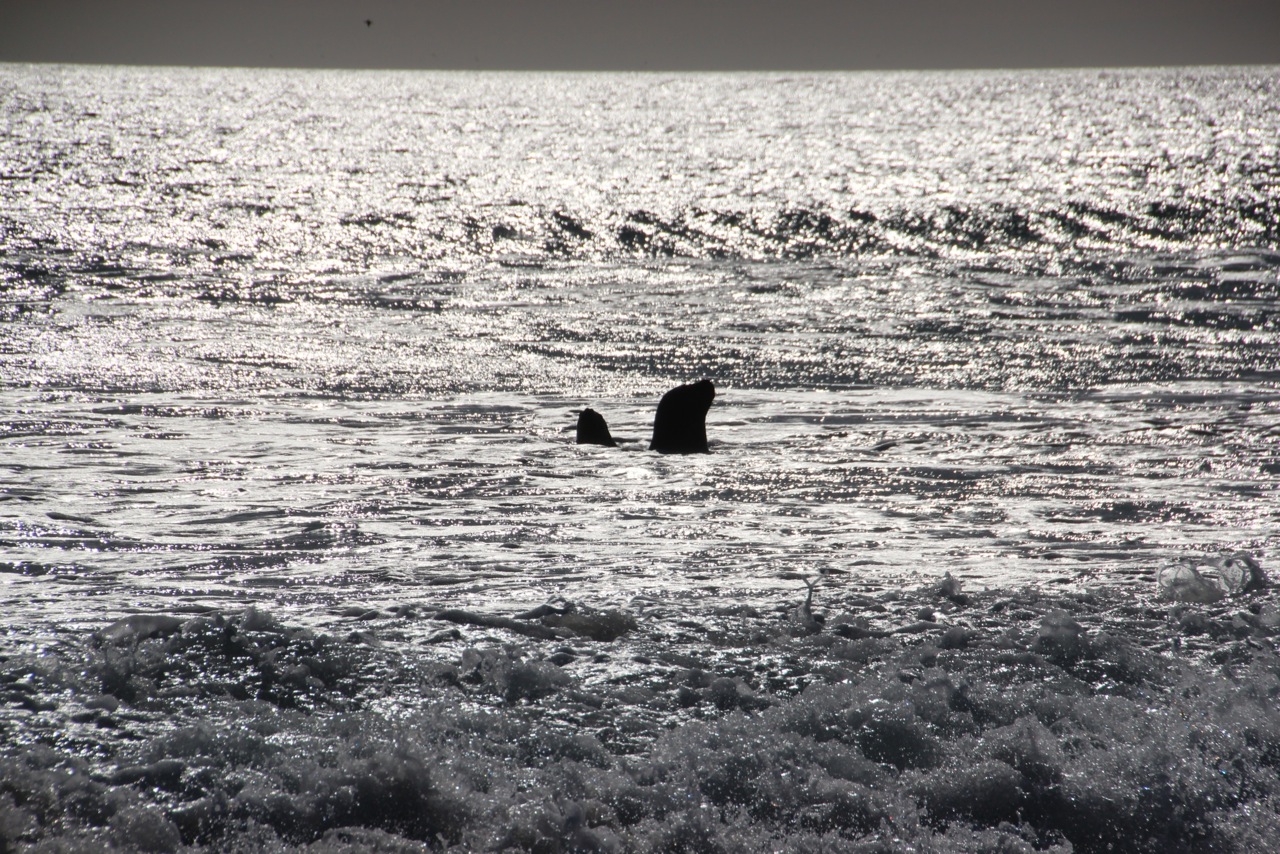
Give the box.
[575,408,616,447]
[650,379,715,453]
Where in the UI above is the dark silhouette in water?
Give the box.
[576,408,616,447]
[650,379,715,453]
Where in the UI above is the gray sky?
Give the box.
[3,0,1278,71]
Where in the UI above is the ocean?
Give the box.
[1,63,1279,852]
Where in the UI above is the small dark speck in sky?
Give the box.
[1,0,1278,71]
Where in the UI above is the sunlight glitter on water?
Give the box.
[4,383,1276,647]
[3,64,1280,851]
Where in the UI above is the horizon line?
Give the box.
[6,59,1279,75]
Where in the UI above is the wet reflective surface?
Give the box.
[2,65,1279,851]
[3,381,1278,641]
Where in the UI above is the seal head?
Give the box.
[649,379,715,453]
[576,408,617,447]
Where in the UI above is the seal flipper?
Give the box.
[576,408,617,447]
[649,379,715,453]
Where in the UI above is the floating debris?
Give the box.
[938,571,972,606]
[94,615,185,645]
[1157,552,1268,602]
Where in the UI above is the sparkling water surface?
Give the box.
[4,65,1278,639]
[2,65,1279,852]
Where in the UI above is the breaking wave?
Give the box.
[467,198,1280,263]
[4,582,1280,852]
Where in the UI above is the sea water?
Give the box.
[1,64,1279,851]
